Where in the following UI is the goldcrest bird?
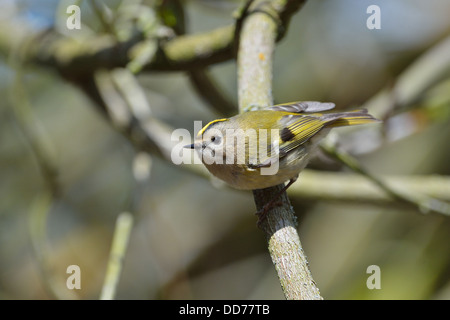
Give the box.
[185,101,379,191]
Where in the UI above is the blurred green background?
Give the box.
[0,0,449,299]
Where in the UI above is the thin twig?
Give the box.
[100,212,134,300]
[321,140,450,216]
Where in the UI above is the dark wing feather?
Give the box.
[278,115,327,155]
[256,114,328,166]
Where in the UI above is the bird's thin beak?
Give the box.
[184,143,196,149]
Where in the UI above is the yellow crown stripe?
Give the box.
[198,118,228,136]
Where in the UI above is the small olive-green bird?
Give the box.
[186,101,379,191]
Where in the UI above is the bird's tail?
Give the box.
[324,109,381,127]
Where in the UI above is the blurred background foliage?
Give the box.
[0,0,449,300]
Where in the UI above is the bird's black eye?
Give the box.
[210,135,221,144]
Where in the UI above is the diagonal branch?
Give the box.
[320,142,450,216]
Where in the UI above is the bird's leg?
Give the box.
[255,176,298,226]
